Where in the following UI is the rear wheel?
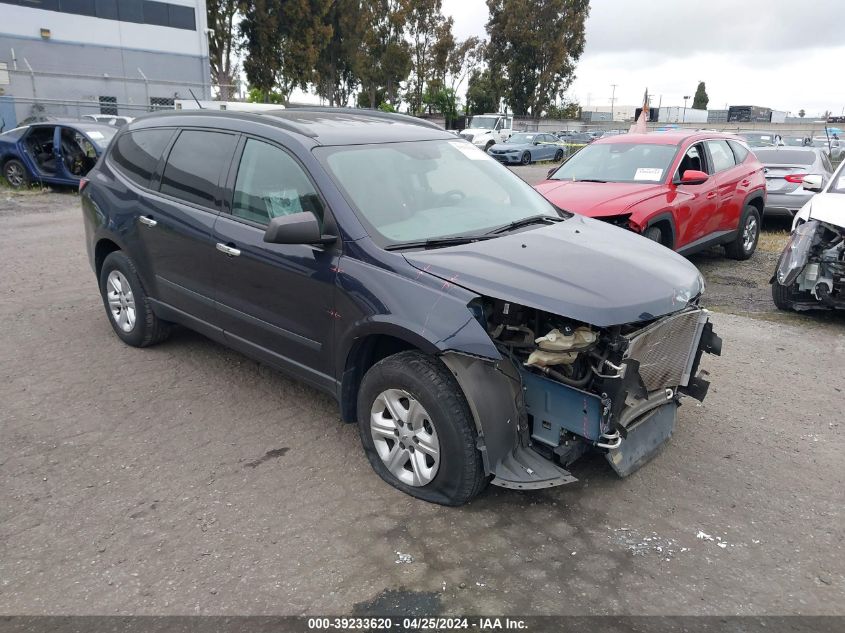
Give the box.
[3,159,29,189]
[520,151,531,165]
[99,251,172,347]
[554,149,564,162]
[725,205,760,260]
[357,351,487,506]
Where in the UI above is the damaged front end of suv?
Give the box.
[440,294,722,490]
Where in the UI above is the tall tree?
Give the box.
[692,81,709,110]
[315,0,367,106]
[446,36,483,97]
[406,0,452,115]
[207,0,242,100]
[358,0,412,108]
[465,69,497,115]
[240,0,332,102]
[486,0,589,118]
[798,109,806,118]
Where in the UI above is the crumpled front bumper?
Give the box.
[441,310,722,490]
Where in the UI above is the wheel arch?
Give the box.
[643,211,677,250]
[94,237,123,280]
[744,190,765,217]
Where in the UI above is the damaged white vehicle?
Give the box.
[772,166,845,311]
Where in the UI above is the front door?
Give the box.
[673,142,719,247]
[212,137,338,390]
[704,139,742,233]
[136,128,238,325]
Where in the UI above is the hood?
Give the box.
[460,128,493,136]
[403,215,703,327]
[793,193,845,230]
[534,180,665,218]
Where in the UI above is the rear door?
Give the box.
[135,128,238,325]
[211,136,339,390]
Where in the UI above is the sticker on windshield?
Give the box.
[448,140,493,161]
[634,167,663,181]
[87,130,105,140]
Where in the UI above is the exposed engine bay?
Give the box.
[775,219,845,310]
[470,296,722,481]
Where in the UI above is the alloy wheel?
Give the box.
[5,163,25,188]
[106,270,136,333]
[370,389,440,487]
[743,215,758,253]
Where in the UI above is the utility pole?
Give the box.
[610,84,617,121]
[683,95,691,123]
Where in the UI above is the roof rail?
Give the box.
[278,106,444,131]
[136,108,317,137]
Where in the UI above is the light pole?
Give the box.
[610,83,617,121]
[682,95,691,123]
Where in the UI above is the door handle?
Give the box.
[216,242,241,257]
[706,192,718,199]
[740,179,751,187]
[138,216,157,227]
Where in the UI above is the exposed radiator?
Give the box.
[624,309,708,392]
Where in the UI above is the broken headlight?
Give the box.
[777,220,819,286]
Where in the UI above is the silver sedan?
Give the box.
[753,147,835,218]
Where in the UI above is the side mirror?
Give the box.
[802,175,823,192]
[263,212,336,245]
[680,169,709,185]
[533,140,541,145]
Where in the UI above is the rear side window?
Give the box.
[110,129,174,188]
[727,140,750,164]
[706,140,736,173]
[160,130,237,208]
[231,138,324,226]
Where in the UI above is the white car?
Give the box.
[772,162,845,311]
[458,113,513,151]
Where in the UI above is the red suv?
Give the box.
[535,132,766,259]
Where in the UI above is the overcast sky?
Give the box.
[442,0,845,117]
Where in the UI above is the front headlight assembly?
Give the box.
[777,220,819,286]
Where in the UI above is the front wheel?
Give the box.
[771,280,795,311]
[484,141,495,152]
[725,205,760,260]
[3,159,29,189]
[644,225,663,244]
[520,151,531,165]
[356,351,488,506]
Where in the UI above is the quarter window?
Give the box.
[110,128,174,188]
[231,139,324,226]
[706,140,736,173]
[727,140,750,164]
[160,130,237,208]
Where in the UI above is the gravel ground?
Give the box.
[1,187,843,616]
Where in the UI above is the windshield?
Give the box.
[550,142,677,183]
[754,149,815,165]
[830,166,845,193]
[507,133,537,144]
[317,139,560,247]
[468,116,498,129]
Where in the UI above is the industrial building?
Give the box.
[0,0,211,128]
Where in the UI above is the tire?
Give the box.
[356,351,488,506]
[771,280,795,311]
[554,149,564,162]
[725,205,760,260]
[484,141,495,152]
[3,159,29,189]
[520,151,531,165]
[99,251,172,347]
[644,225,663,244]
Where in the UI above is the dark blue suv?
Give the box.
[81,108,721,505]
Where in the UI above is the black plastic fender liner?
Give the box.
[439,352,576,489]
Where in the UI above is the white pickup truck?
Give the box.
[458,113,514,151]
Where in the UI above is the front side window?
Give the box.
[317,139,559,246]
[160,130,236,208]
[550,142,677,183]
[676,144,706,179]
[508,133,537,144]
[706,140,736,173]
[232,139,324,226]
[110,128,173,188]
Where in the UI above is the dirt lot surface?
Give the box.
[1,187,843,616]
